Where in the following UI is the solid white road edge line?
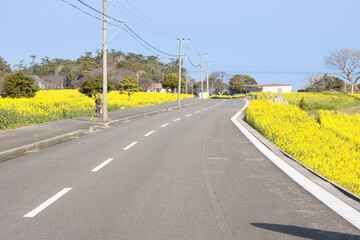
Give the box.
[145,130,155,137]
[91,158,114,172]
[124,141,138,150]
[24,188,72,218]
[231,102,360,230]
[160,123,169,128]
[174,118,181,122]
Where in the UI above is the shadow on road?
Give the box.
[251,223,360,240]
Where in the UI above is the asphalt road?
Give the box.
[0,99,359,239]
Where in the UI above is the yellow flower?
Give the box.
[246,99,360,196]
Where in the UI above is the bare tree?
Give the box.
[138,78,154,92]
[210,72,231,84]
[325,49,360,93]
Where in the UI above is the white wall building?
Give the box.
[148,83,167,93]
[33,76,46,89]
[244,84,292,93]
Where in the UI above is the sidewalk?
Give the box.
[0,98,204,162]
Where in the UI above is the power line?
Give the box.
[62,0,103,22]
[75,0,179,57]
[186,54,200,68]
[65,0,205,70]
[62,0,123,28]
[76,0,123,23]
[62,0,175,58]
[123,23,179,57]
[183,44,198,56]
[123,0,177,39]
[123,29,172,58]
[104,4,175,59]
[112,2,174,39]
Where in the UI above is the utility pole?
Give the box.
[177,38,190,106]
[177,38,182,107]
[206,62,210,97]
[199,54,207,99]
[102,0,108,123]
[200,55,203,99]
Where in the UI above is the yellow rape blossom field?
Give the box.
[210,95,245,99]
[319,110,360,147]
[246,99,360,196]
[247,92,360,110]
[0,90,193,130]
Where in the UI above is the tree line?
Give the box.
[1,47,360,97]
[0,51,190,98]
[0,51,263,98]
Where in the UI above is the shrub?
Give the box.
[79,74,113,98]
[3,71,39,98]
[299,97,308,110]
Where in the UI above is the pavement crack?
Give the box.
[201,124,235,240]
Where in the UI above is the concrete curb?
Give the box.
[237,101,360,203]
[0,99,206,163]
[0,130,86,163]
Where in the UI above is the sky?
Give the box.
[1,0,360,91]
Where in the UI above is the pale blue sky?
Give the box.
[1,0,360,90]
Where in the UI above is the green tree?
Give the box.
[162,59,187,76]
[59,66,73,88]
[305,74,344,92]
[34,65,56,76]
[79,74,113,98]
[162,73,184,95]
[0,57,12,77]
[3,71,39,98]
[229,74,257,94]
[14,60,28,71]
[119,75,142,100]
[78,60,100,78]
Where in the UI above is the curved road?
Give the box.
[0,99,359,239]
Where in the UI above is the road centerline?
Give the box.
[24,188,72,218]
[160,123,169,128]
[174,118,181,122]
[186,114,192,117]
[91,158,114,172]
[124,141,138,150]
[144,130,155,137]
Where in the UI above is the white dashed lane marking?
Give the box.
[24,188,72,218]
[91,158,114,172]
[123,141,138,150]
[144,130,155,137]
